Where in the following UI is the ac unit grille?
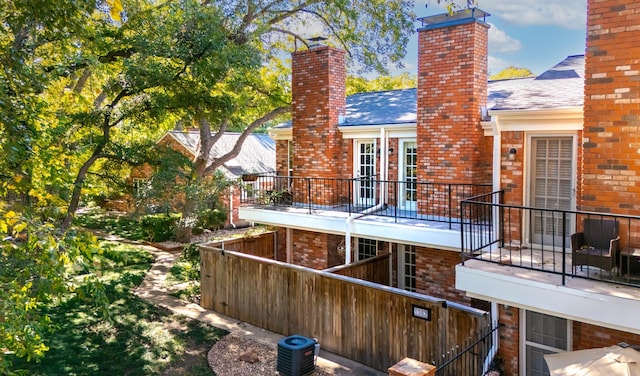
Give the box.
[276,335,315,376]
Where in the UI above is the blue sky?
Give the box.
[396,0,587,76]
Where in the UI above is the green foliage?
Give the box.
[490,66,535,80]
[139,213,181,242]
[196,208,227,231]
[74,212,146,241]
[346,72,417,96]
[9,240,225,375]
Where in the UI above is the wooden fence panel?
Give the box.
[199,246,489,372]
[325,253,390,285]
[204,231,275,259]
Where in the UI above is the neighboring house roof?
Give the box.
[488,54,584,111]
[163,131,276,179]
[272,54,585,130]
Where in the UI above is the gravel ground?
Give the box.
[208,334,332,376]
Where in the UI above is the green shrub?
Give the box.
[139,213,181,242]
[196,208,227,231]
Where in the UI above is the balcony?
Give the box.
[457,191,640,334]
[239,175,492,248]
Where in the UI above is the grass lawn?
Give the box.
[9,240,225,375]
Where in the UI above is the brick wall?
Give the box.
[416,19,491,185]
[290,229,344,269]
[291,46,347,177]
[497,305,519,376]
[582,0,640,216]
[275,140,289,176]
[573,322,640,349]
[415,248,470,304]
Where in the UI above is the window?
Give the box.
[522,310,571,376]
[132,178,148,196]
[398,244,417,292]
[357,238,378,261]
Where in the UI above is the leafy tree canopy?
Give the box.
[490,66,535,80]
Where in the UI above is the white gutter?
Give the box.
[344,128,389,265]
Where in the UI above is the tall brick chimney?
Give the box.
[581,0,640,215]
[291,45,347,180]
[416,9,491,184]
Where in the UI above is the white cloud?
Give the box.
[488,55,511,74]
[480,0,586,29]
[488,23,522,53]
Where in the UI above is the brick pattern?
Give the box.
[290,229,344,269]
[582,0,640,215]
[416,21,491,185]
[291,47,348,172]
[573,321,640,349]
[497,305,519,376]
[414,248,470,304]
[275,140,289,176]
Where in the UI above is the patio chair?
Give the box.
[571,218,620,274]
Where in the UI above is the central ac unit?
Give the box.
[276,335,316,376]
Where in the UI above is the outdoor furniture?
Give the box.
[571,218,620,274]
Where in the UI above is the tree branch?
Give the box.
[203,105,289,175]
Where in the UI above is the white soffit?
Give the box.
[488,107,583,133]
[456,263,640,335]
[339,123,416,139]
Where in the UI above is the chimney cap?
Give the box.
[308,36,328,49]
[417,7,490,29]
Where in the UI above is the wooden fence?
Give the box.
[324,253,390,285]
[200,246,490,372]
[202,231,275,259]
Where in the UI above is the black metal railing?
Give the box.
[461,190,640,286]
[240,175,492,229]
[434,323,504,376]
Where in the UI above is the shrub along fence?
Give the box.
[199,246,490,372]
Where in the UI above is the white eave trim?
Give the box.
[338,123,416,139]
[487,107,583,132]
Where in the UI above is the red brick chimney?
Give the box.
[581,0,640,215]
[291,45,347,180]
[416,9,491,184]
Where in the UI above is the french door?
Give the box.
[400,140,417,210]
[528,136,575,246]
[354,140,376,206]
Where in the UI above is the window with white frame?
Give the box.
[522,310,571,376]
[357,238,378,261]
[132,178,148,196]
[398,244,417,292]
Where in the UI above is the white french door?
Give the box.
[354,140,377,206]
[528,136,576,246]
[399,140,417,210]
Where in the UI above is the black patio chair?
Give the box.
[571,218,620,274]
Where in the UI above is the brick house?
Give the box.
[239,2,640,375]
[131,130,275,228]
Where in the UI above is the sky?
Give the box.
[396,0,588,76]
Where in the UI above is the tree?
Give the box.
[0,0,417,362]
[347,72,417,96]
[490,66,535,80]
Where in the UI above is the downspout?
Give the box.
[229,185,237,229]
[344,128,389,265]
[483,302,500,373]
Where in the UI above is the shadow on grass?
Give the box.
[75,212,147,241]
[10,242,226,376]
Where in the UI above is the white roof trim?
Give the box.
[339,123,417,139]
[487,107,583,133]
[269,127,292,141]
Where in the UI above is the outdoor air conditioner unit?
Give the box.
[276,335,316,376]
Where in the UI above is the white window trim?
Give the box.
[519,308,573,376]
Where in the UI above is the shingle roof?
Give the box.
[272,54,585,130]
[166,131,275,179]
[488,55,584,111]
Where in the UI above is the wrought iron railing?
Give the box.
[461,190,640,286]
[434,323,504,376]
[240,175,492,229]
